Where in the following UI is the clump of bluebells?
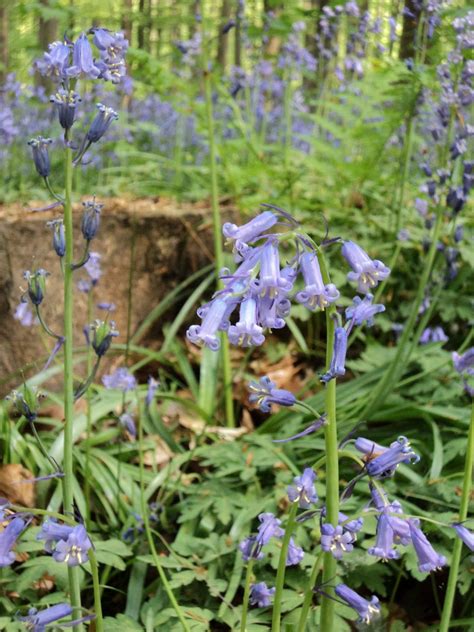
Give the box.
[186,208,473,625]
[4,26,129,628]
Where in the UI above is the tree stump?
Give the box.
[0,196,218,395]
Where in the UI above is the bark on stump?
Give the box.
[0,197,217,395]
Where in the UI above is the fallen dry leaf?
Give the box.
[0,464,36,507]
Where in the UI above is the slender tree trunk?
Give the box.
[37,0,58,89]
[0,0,8,83]
[121,0,133,47]
[234,1,242,66]
[217,0,231,68]
[399,0,421,60]
[137,0,146,50]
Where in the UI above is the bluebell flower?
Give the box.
[452,348,474,396]
[354,437,388,457]
[320,523,354,559]
[35,40,71,79]
[408,519,446,573]
[102,367,136,391]
[227,297,265,347]
[14,301,35,327]
[86,103,119,143]
[334,584,380,624]
[93,28,129,61]
[287,468,318,508]
[19,603,73,631]
[446,187,466,214]
[249,582,275,607]
[389,513,411,546]
[46,219,66,257]
[97,302,116,312]
[119,413,136,439]
[341,241,390,294]
[365,436,420,479]
[86,319,119,357]
[453,524,474,551]
[320,327,347,384]
[23,269,49,306]
[52,524,92,566]
[81,199,103,241]
[37,518,75,553]
[345,294,385,327]
[223,210,278,256]
[273,416,327,443]
[0,517,26,566]
[248,376,296,413]
[339,512,364,534]
[146,376,160,407]
[239,535,264,562]
[295,252,339,311]
[415,197,429,217]
[256,512,284,547]
[420,326,448,345]
[84,251,102,285]
[255,295,287,330]
[250,239,293,299]
[67,33,101,79]
[368,511,399,560]
[50,89,81,131]
[286,537,304,565]
[28,137,52,178]
[187,296,235,350]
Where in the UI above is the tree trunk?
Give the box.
[137,0,146,50]
[121,0,133,47]
[399,0,421,60]
[234,1,242,66]
[0,0,8,84]
[217,0,231,68]
[37,0,58,89]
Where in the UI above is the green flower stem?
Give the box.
[317,247,339,630]
[88,549,104,632]
[240,558,254,632]
[361,207,444,419]
[84,290,93,531]
[35,305,62,340]
[271,501,299,632]
[63,143,83,631]
[439,401,474,632]
[202,47,235,428]
[296,551,324,632]
[136,395,191,632]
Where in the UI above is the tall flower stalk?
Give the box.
[201,17,235,427]
[439,401,474,631]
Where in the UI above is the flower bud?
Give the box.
[6,384,41,421]
[87,319,119,357]
[24,269,49,306]
[46,219,66,257]
[27,137,52,177]
[81,199,103,241]
[86,103,118,143]
[50,89,81,131]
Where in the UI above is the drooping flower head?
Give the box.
[223,210,278,258]
[46,219,66,257]
[52,524,92,566]
[249,582,275,607]
[295,251,339,311]
[368,511,399,560]
[345,294,385,328]
[23,269,49,306]
[86,103,118,143]
[248,376,296,413]
[50,89,81,131]
[408,519,446,573]
[0,517,26,567]
[227,297,265,347]
[256,512,284,547]
[102,367,137,391]
[86,319,119,357]
[453,523,474,551]
[341,241,390,294]
[320,326,347,384]
[286,538,305,566]
[250,238,294,299]
[67,33,101,80]
[355,436,420,479]
[287,468,318,508]
[335,584,380,624]
[81,199,103,241]
[19,603,73,632]
[320,523,355,559]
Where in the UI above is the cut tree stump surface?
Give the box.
[0,196,225,394]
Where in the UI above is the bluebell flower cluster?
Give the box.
[452,347,474,396]
[187,208,389,390]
